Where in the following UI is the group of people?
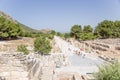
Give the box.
[68,46,86,58]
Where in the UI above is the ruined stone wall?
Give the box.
[24,53,69,80]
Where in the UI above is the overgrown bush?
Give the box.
[94,62,120,80]
[0,16,21,39]
[34,36,52,54]
[79,32,96,41]
[17,44,29,55]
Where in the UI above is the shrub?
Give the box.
[34,36,52,54]
[79,32,95,41]
[17,44,29,55]
[94,62,120,80]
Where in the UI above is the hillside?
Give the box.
[18,22,38,32]
[0,10,37,32]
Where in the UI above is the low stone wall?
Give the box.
[91,45,107,51]
[92,42,110,48]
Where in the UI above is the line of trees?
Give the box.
[70,24,95,41]
[33,19,120,55]
[70,20,120,41]
[1,15,120,54]
[94,20,120,38]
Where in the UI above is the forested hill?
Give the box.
[0,10,37,32]
[18,23,38,32]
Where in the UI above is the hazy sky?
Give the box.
[0,0,120,32]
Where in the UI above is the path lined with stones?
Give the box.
[0,52,29,80]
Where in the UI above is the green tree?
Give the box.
[46,30,56,39]
[34,36,52,54]
[79,25,95,41]
[70,25,82,39]
[113,21,120,38]
[94,20,114,38]
[8,23,21,38]
[50,30,56,35]
[0,16,21,39]
[63,33,70,39]
[56,32,64,37]
[83,25,93,33]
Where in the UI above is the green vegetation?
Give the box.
[63,33,71,39]
[94,62,120,80]
[47,30,56,39]
[18,23,38,32]
[1,10,120,41]
[17,44,29,55]
[70,24,95,41]
[94,20,120,38]
[69,20,120,41]
[0,16,21,39]
[79,32,95,41]
[18,23,40,37]
[19,29,57,40]
[83,25,93,33]
[70,25,82,39]
[79,25,95,41]
[34,36,52,54]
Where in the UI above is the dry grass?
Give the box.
[0,37,35,52]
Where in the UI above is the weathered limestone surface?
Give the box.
[0,52,29,80]
[0,36,86,80]
[55,72,83,80]
[25,53,68,80]
[23,51,83,80]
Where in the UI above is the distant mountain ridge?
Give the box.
[0,10,38,32]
